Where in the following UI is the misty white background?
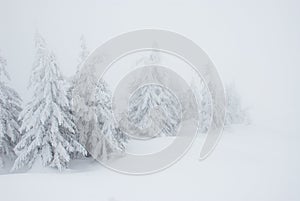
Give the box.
[0,0,300,201]
[1,0,299,133]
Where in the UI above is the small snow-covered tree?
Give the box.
[128,84,181,137]
[12,33,86,171]
[191,80,212,133]
[193,80,249,133]
[72,35,99,149]
[72,66,97,148]
[69,35,91,147]
[72,36,127,159]
[0,52,22,168]
[88,80,127,160]
[128,49,181,137]
[225,84,249,125]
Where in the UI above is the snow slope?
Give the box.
[1,125,299,201]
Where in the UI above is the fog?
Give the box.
[0,0,300,133]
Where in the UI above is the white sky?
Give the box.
[0,0,299,133]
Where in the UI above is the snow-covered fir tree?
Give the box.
[12,33,86,171]
[128,84,181,137]
[72,65,97,149]
[72,35,100,148]
[0,52,22,168]
[193,79,249,133]
[72,36,127,160]
[191,80,212,133]
[69,35,91,147]
[88,80,126,160]
[128,48,181,137]
[225,84,249,125]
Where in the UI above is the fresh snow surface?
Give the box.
[0,125,299,201]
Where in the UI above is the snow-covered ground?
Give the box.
[1,125,299,201]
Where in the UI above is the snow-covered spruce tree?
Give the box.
[0,52,22,168]
[72,36,127,159]
[72,66,97,149]
[128,84,181,137]
[68,35,89,95]
[225,84,249,125]
[191,80,212,133]
[68,35,91,148]
[71,35,99,149]
[12,33,86,171]
[193,80,249,133]
[88,80,127,160]
[128,49,181,137]
[129,43,163,93]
